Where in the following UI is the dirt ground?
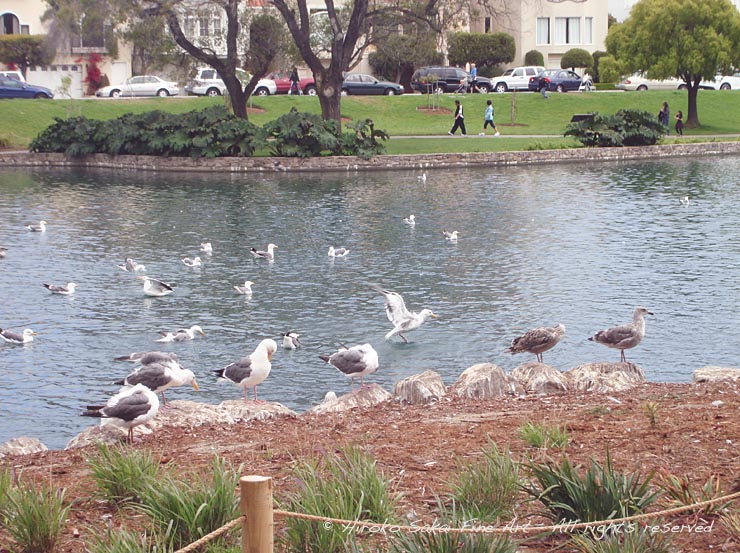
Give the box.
[2,381,740,552]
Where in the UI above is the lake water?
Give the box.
[1,157,739,449]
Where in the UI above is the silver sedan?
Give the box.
[95,76,180,98]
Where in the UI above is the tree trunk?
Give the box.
[223,75,248,119]
[686,84,700,127]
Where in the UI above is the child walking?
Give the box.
[675,110,684,136]
[480,99,500,136]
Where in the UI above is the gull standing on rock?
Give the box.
[588,307,653,362]
[371,285,438,343]
[81,384,160,443]
[213,338,277,402]
[0,328,36,344]
[320,343,379,391]
[250,243,278,261]
[506,324,566,363]
[42,282,77,295]
[138,276,174,297]
[25,220,47,232]
[155,324,206,343]
[115,356,199,405]
[282,331,301,349]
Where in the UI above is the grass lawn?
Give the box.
[2,89,739,152]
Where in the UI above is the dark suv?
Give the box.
[410,66,492,93]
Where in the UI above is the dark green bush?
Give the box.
[564,109,665,147]
[338,118,388,159]
[524,50,545,67]
[262,107,339,157]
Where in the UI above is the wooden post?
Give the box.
[240,475,273,553]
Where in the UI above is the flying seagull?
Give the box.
[213,338,278,402]
[371,285,438,343]
[320,343,379,391]
[506,324,566,363]
[81,384,160,443]
[588,307,654,362]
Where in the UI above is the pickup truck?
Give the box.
[491,66,545,93]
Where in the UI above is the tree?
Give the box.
[0,35,54,78]
[560,48,593,71]
[120,14,183,75]
[447,32,515,70]
[524,50,544,67]
[368,33,442,90]
[606,0,740,127]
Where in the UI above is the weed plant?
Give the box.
[519,421,569,449]
[388,496,518,553]
[523,451,660,525]
[446,439,521,521]
[3,483,70,553]
[658,472,731,516]
[642,401,659,426]
[569,523,673,553]
[279,445,398,553]
[87,442,164,503]
[720,510,740,541]
[135,455,240,549]
[85,526,173,553]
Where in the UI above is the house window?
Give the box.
[584,17,593,44]
[198,17,209,37]
[536,17,550,45]
[21,24,30,34]
[554,17,581,44]
[1,13,20,34]
[183,16,195,38]
[213,17,222,36]
[484,17,491,33]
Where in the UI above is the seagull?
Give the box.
[680,196,690,206]
[282,331,301,349]
[114,351,180,363]
[181,256,202,268]
[0,247,7,258]
[234,281,255,295]
[155,324,206,343]
[42,282,77,295]
[404,214,416,226]
[115,357,199,405]
[81,384,160,443]
[506,324,566,363]
[25,220,47,232]
[200,242,213,255]
[328,246,350,258]
[0,328,36,344]
[320,343,379,391]
[118,258,146,272]
[588,307,654,362]
[371,285,438,343]
[138,276,174,297]
[418,173,427,183]
[250,243,278,261]
[213,338,278,402]
[443,230,459,241]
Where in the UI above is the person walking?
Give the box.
[479,99,500,136]
[469,62,479,93]
[448,99,466,136]
[659,101,670,134]
[675,110,684,136]
[538,76,549,99]
[289,66,301,96]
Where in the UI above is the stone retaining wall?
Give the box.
[1,141,739,173]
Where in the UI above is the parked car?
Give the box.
[184,68,276,97]
[614,72,685,91]
[341,73,404,95]
[267,71,316,95]
[410,66,492,93]
[0,70,25,83]
[96,75,179,98]
[528,69,583,93]
[0,76,53,99]
[693,73,740,90]
[491,66,545,93]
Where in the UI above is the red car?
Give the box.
[267,71,316,95]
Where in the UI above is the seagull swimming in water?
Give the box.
[404,214,416,226]
[320,343,379,391]
[0,247,7,259]
[138,276,174,297]
[418,173,427,183]
[371,285,438,343]
[181,256,202,268]
[328,246,350,258]
[213,338,278,402]
[506,323,566,363]
[234,281,255,295]
[588,307,653,362]
[0,328,36,344]
[281,331,301,349]
[114,351,179,364]
[680,196,690,206]
[118,258,146,272]
[250,243,278,261]
[443,230,459,241]
[42,282,77,295]
[81,384,160,443]
[155,324,205,343]
[200,242,213,255]
[25,220,47,232]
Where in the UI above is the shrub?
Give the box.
[658,472,732,516]
[3,483,70,553]
[87,442,164,503]
[523,451,660,525]
[720,511,740,541]
[524,50,545,67]
[279,445,398,553]
[597,55,623,84]
[591,50,608,83]
[338,118,388,159]
[564,109,665,147]
[446,439,521,521]
[262,107,339,157]
[560,48,594,71]
[519,421,569,449]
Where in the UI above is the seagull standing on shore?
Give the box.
[118,258,146,272]
[25,220,47,232]
[506,324,566,363]
[81,384,160,443]
[0,328,36,344]
[588,307,653,362]
[42,282,77,295]
[234,281,254,295]
[115,357,199,405]
[138,276,174,297]
[371,285,438,343]
[250,243,278,261]
[155,324,205,343]
[213,338,278,402]
[320,343,379,391]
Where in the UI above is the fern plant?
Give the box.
[565,109,665,147]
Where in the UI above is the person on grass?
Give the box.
[480,99,500,136]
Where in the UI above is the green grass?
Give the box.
[3,483,70,553]
[3,88,740,150]
[87,442,166,503]
[518,421,569,449]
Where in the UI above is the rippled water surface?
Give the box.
[1,158,739,449]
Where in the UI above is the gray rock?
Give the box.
[564,362,645,393]
[692,366,740,384]
[65,422,136,449]
[511,363,569,395]
[218,400,297,422]
[394,370,447,404]
[452,363,524,399]
[308,384,392,414]
[0,436,48,458]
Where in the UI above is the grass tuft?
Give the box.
[658,471,732,516]
[3,482,70,553]
[569,522,673,552]
[87,442,165,503]
[720,510,740,541]
[519,421,569,449]
[642,400,660,426]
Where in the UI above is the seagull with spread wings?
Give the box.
[371,285,438,343]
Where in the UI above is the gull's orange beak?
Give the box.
[192,380,200,391]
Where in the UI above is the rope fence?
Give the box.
[174,476,740,553]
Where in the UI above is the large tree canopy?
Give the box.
[0,35,54,78]
[606,0,740,127]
